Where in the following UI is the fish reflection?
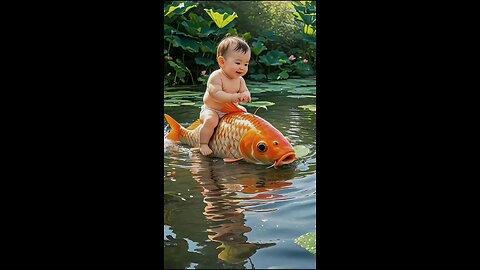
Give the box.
[189,153,295,265]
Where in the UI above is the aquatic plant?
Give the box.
[295,231,316,255]
[163,1,316,86]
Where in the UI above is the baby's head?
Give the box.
[216,36,251,79]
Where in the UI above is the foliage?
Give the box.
[295,231,316,254]
[163,1,316,87]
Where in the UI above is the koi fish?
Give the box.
[164,103,297,167]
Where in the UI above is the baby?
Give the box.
[199,36,252,156]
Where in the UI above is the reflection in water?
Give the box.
[164,87,316,269]
[189,153,295,265]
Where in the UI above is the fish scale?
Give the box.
[174,112,257,158]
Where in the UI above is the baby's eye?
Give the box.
[235,62,240,65]
[244,63,249,66]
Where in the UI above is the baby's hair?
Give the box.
[216,36,250,59]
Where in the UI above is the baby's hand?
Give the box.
[239,92,251,102]
[231,93,243,103]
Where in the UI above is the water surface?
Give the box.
[164,78,317,269]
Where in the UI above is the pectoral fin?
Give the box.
[223,157,244,163]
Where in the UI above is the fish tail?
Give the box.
[164,114,182,141]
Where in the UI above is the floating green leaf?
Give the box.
[298,105,316,112]
[293,145,310,158]
[242,101,275,107]
[295,232,316,254]
[164,103,181,107]
[286,95,316,99]
[204,9,238,29]
[248,74,267,81]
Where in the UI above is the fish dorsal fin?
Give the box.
[187,119,202,130]
[219,102,245,113]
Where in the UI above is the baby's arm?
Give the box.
[208,74,242,103]
[238,78,251,102]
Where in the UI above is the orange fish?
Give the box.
[164,103,297,167]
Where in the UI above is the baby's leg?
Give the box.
[199,109,219,156]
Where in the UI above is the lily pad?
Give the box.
[295,232,316,255]
[287,87,316,94]
[293,145,310,158]
[164,103,181,107]
[242,101,275,107]
[164,91,203,97]
[298,105,316,112]
[286,95,316,99]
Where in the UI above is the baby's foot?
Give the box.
[200,144,213,156]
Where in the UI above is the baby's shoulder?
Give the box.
[209,69,222,78]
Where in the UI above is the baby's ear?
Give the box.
[217,56,225,66]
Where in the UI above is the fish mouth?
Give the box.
[274,152,298,167]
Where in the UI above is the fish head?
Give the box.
[239,127,298,167]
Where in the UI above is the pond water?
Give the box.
[164,77,317,269]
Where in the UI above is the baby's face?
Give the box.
[220,48,251,79]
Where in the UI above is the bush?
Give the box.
[163,1,316,86]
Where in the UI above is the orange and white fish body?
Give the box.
[164,104,297,167]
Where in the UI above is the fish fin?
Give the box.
[223,157,244,163]
[187,119,202,130]
[164,114,182,142]
[219,102,245,113]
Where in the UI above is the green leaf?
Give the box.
[293,145,310,158]
[242,32,252,41]
[194,57,214,67]
[204,9,238,29]
[242,101,275,107]
[164,2,197,17]
[180,13,215,38]
[248,74,267,81]
[286,95,316,99]
[165,36,200,53]
[303,24,316,35]
[298,104,316,112]
[295,232,316,254]
[199,40,216,53]
[167,61,184,71]
[277,70,290,80]
[251,41,267,56]
[259,50,290,66]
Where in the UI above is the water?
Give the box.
[164,78,316,269]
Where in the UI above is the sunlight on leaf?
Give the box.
[286,95,316,99]
[204,9,238,29]
[295,232,316,255]
[293,145,310,158]
[242,101,275,107]
[298,105,316,112]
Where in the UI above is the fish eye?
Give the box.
[257,142,267,152]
